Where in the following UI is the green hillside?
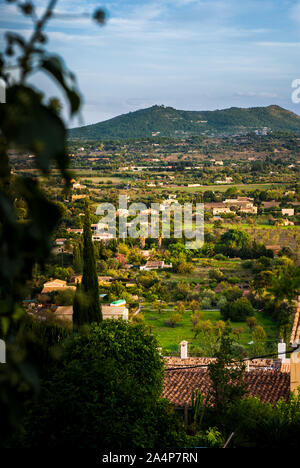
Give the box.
[69,104,300,139]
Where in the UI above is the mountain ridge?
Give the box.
[69,104,300,139]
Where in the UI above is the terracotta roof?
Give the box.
[266,245,281,253]
[162,369,290,407]
[262,200,280,209]
[145,260,165,268]
[164,356,275,370]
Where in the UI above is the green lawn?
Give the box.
[141,304,278,355]
[155,183,284,193]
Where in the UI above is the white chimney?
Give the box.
[180,340,188,360]
[0,339,6,363]
[278,339,286,361]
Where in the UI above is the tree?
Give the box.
[267,265,300,306]
[214,320,226,336]
[189,299,200,312]
[73,200,102,326]
[191,311,203,328]
[18,321,185,448]
[165,313,182,328]
[208,326,247,424]
[219,229,251,256]
[221,392,300,448]
[221,297,255,322]
[193,319,213,338]
[246,316,257,332]
[0,0,105,442]
[223,286,243,302]
[251,325,267,354]
[73,242,83,273]
[54,288,75,306]
[176,302,186,315]
[153,299,166,315]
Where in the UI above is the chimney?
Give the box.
[290,346,300,394]
[180,340,188,360]
[278,339,286,361]
[0,339,6,363]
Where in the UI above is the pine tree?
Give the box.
[73,200,102,326]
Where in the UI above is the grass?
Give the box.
[154,183,284,193]
[141,303,278,355]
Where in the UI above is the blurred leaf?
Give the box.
[93,8,106,24]
[0,84,70,182]
[19,2,34,16]
[40,54,80,115]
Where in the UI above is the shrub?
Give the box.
[165,313,183,328]
[214,254,227,261]
[221,297,255,322]
[201,297,212,309]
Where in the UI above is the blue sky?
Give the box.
[2,0,300,126]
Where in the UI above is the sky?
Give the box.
[2,0,300,127]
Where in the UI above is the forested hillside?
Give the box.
[69,104,300,139]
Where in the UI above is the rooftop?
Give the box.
[163,369,290,407]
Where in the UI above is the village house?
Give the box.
[72,182,86,190]
[224,197,257,214]
[91,223,108,232]
[265,245,281,255]
[41,279,76,294]
[67,228,83,234]
[162,332,300,424]
[282,208,294,217]
[212,204,231,216]
[55,238,66,246]
[70,275,114,284]
[101,300,129,320]
[282,219,294,226]
[214,176,233,184]
[71,194,86,202]
[239,205,258,214]
[92,232,114,242]
[140,260,172,271]
[262,200,280,210]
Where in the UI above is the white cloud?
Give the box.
[256,41,300,47]
[290,1,300,25]
[235,91,278,98]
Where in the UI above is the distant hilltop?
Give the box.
[69,104,300,139]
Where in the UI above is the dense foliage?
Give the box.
[17,320,185,448]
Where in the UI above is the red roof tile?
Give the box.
[163,369,290,407]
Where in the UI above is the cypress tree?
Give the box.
[72,281,86,327]
[72,200,102,326]
[73,242,83,273]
